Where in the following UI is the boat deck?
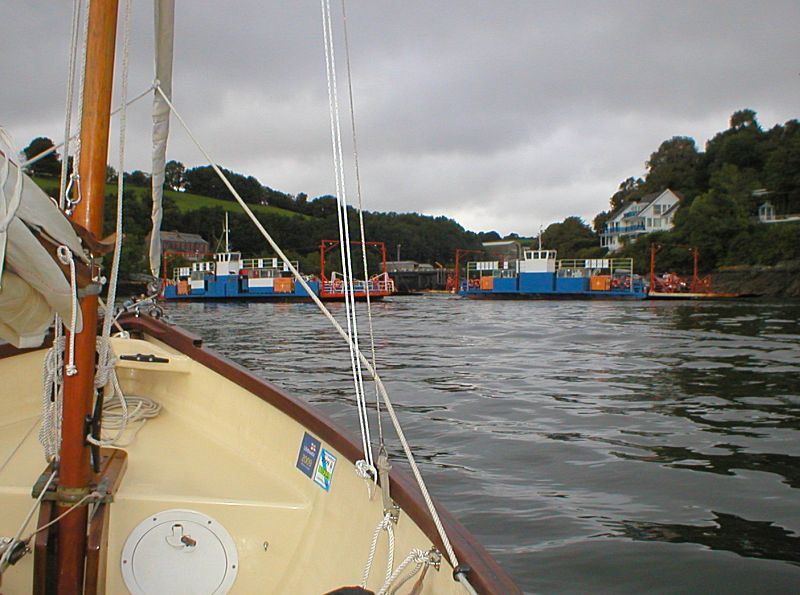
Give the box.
[0,335,481,594]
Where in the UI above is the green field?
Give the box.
[31,176,307,219]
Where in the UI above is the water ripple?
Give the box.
[164,297,800,594]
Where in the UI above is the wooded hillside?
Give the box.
[604,109,800,274]
[25,107,800,281]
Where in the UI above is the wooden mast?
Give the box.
[57,0,119,592]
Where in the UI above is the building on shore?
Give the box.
[600,189,681,251]
[758,200,800,224]
[386,261,450,292]
[149,230,210,260]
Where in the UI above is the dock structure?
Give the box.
[386,261,451,293]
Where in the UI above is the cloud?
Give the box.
[2,1,798,236]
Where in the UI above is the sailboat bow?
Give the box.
[0,0,521,593]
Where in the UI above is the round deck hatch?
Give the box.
[121,509,238,594]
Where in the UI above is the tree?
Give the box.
[763,120,800,215]
[593,211,611,234]
[295,192,308,213]
[124,170,151,187]
[609,177,644,211]
[540,216,600,257]
[263,186,295,210]
[730,109,760,131]
[643,136,701,199]
[164,160,185,191]
[183,165,265,204]
[307,195,338,218]
[703,109,766,177]
[477,230,501,242]
[674,186,750,270]
[23,137,61,177]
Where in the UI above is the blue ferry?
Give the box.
[459,247,647,299]
[162,249,395,302]
[162,215,395,301]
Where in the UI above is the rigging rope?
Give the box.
[40,0,89,463]
[155,4,468,570]
[87,0,145,451]
[0,417,39,477]
[64,0,91,215]
[319,8,469,591]
[57,0,84,215]
[156,84,463,580]
[97,0,130,361]
[0,470,55,574]
[56,246,80,376]
[338,0,385,447]
[21,85,154,171]
[320,0,374,471]
[0,476,100,576]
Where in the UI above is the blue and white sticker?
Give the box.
[313,448,337,491]
[296,432,321,478]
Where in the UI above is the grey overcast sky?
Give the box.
[3,1,799,236]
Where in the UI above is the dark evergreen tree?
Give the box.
[642,136,701,199]
[23,137,61,177]
[609,177,645,211]
[164,160,186,191]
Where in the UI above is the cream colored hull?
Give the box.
[1,321,515,594]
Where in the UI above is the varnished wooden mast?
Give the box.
[57,0,119,592]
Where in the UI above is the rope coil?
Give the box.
[40,337,67,461]
[376,548,439,595]
[362,512,396,589]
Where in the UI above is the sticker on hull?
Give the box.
[296,432,320,478]
[313,448,337,491]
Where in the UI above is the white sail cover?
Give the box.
[0,142,88,348]
[149,0,175,278]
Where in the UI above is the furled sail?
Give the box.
[0,142,89,348]
[148,0,176,278]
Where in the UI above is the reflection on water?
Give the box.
[164,297,800,594]
[613,444,800,488]
[607,512,800,565]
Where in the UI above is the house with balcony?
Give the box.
[600,189,681,251]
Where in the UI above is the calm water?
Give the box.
[162,296,800,594]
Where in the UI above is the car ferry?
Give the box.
[162,225,395,302]
[460,247,647,299]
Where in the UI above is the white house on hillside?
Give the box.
[600,189,681,251]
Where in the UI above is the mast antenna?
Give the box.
[224,211,230,252]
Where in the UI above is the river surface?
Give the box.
[162,295,800,594]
